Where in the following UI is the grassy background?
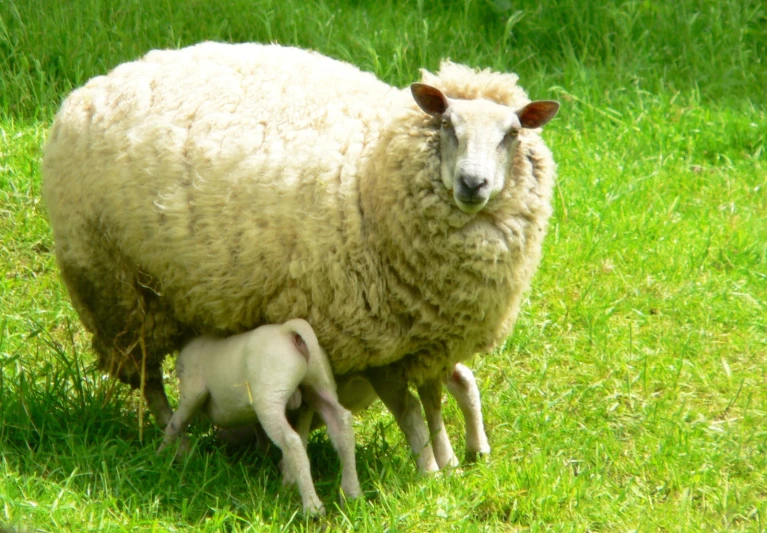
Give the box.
[1,0,765,531]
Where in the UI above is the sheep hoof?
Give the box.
[444,454,460,469]
[464,449,491,464]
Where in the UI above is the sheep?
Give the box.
[157,318,362,516]
[42,41,560,474]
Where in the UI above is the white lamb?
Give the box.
[42,42,560,474]
[158,318,362,516]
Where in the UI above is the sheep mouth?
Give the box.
[454,195,488,214]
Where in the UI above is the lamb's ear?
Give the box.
[411,83,449,116]
[517,100,560,129]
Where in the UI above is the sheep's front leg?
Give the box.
[445,363,490,462]
[417,378,459,469]
[365,365,439,474]
[144,378,175,428]
[304,387,362,500]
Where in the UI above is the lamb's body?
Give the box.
[159,318,361,515]
[43,42,557,472]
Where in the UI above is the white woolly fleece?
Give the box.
[42,41,556,386]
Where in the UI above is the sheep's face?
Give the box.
[411,83,559,214]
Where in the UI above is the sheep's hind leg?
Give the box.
[365,365,439,474]
[445,363,490,462]
[417,378,459,469]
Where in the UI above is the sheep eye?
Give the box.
[441,117,457,143]
[499,128,519,149]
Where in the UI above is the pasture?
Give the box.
[1,0,765,531]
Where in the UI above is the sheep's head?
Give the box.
[411,83,559,214]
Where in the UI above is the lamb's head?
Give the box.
[411,83,559,214]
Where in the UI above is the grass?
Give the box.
[1,0,765,531]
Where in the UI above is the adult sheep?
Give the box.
[42,42,559,473]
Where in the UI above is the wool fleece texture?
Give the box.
[42,41,557,416]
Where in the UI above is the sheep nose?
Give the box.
[459,173,489,196]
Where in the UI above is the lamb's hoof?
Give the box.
[303,500,326,518]
[340,483,364,503]
[338,489,366,511]
[157,434,191,459]
[175,435,192,458]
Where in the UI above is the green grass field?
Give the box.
[1,0,765,531]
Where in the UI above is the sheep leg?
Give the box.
[417,379,459,469]
[144,378,174,427]
[365,366,439,474]
[445,363,490,462]
[256,406,325,516]
[304,387,362,501]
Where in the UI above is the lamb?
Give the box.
[157,318,362,516]
[42,41,560,473]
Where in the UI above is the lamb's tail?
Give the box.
[281,318,321,363]
[280,319,335,392]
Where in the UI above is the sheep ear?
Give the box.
[517,100,560,129]
[411,83,449,116]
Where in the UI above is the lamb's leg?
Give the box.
[304,387,362,501]
[417,378,459,469]
[256,408,325,516]
[280,406,314,487]
[365,366,439,474]
[445,363,490,462]
[145,377,196,453]
[295,405,314,450]
[157,384,209,456]
[149,376,192,456]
